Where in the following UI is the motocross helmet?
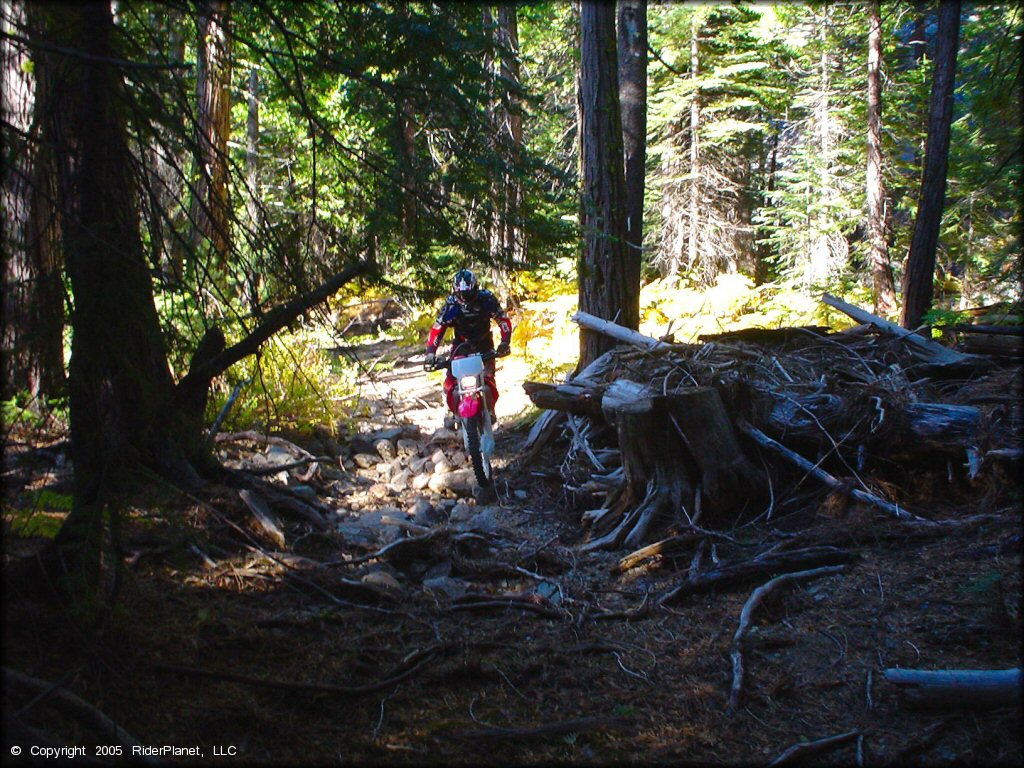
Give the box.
[452,269,479,306]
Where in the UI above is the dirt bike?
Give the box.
[428,343,509,488]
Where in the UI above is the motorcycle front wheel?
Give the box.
[462,415,493,487]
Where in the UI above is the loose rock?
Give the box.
[396,439,420,459]
[428,469,476,495]
[374,438,397,461]
[353,453,378,469]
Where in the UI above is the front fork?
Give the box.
[457,388,495,456]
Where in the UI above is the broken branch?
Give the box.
[727,565,848,712]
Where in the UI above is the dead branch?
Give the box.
[152,644,443,696]
[727,565,848,712]
[341,528,447,565]
[215,430,317,458]
[3,667,155,761]
[613,533,700,574]
[450,715,635,740]
[571,311,668,351]
[238,489,286,548]
[449,593,564,619]
[882,716,959,766]
[242,480,329,530]
[177,260,370,395]
[766,729,860,766]
[738,421,917,521]
[659,546,856,605]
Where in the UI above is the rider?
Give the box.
[424,269,512,421]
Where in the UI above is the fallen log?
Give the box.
[764,395,983,460]
[571,311,668,351]
[956,333,1024,358]
[521,350,616,464]
[523,381,604,418]
[882,667,1022,709]
[942,323,1024,336]
[898,402,982,453]
[821,293,991,375]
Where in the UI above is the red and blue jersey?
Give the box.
[426,289,512,354]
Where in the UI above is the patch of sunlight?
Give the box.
[5,507,65,538]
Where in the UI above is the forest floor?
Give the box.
[2,333,1022,766]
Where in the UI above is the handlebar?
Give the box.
[426,347,509,372]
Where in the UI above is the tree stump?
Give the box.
[668,387,768,522]
[584,385,766,550]
[584,392,695,550]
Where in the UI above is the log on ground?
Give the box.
[883,667,1022,709]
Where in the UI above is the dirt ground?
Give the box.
[3,338,1021,766]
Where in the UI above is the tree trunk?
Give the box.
[30,3,369,607]
[578,0,635,369]
[866,0,896,317]
[191,0,232,266]
[685,11,700,277]
[1,0,65,402]
[901,0,961,331]
[582,391,696,551]
[245,66,263,316]
[42,1,185,603]
[809,15,835,285]
[617,0,645,293]
[497,4,524,266]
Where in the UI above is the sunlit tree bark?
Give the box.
[618,0,646,294]
[497,4,524,267]
[190,0,232,266]
[866,0,896,316]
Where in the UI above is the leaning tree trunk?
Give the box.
[30,3,369,608]
[578,0,635,369]
[901,0,961,331]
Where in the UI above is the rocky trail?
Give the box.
[3,333,1021,766]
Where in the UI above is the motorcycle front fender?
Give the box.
[457,396,481,419]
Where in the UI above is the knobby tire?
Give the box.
[463,415,492,487]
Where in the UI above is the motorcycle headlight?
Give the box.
[459,376,478,390]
